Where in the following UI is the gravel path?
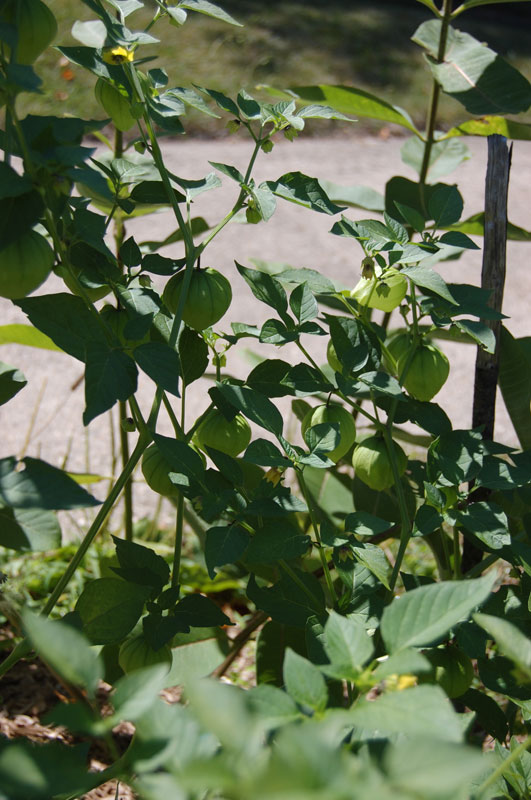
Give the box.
[2,133,530,528]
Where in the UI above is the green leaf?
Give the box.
[111,535,170,593]
[0,361,26,406]
[357,370,404,399]
[327,315,381,374]
[456,502,510,550]
[428,183,464,227]
[281,85,420,133]
[130,181,186,205]
[0,456,100,510]
[0,324,62,351]
[349,685,463,742]
[401,135,470,182]
[0,506,61,552]
[75,577,151,644]
[380,572,496,653]
[112,665,171,723]
[266,172,346,215]
[319,180,385,212]
[247,570,325,628]
[344,511,393,538]
[208,161,244,183]
[205,524,250,578]
[236,262,289,320]
[133,342,180,397]
[173,594,231,629]
[274,266,338,294]
[243,438,292,468]
[245,523,311,564]
[216,382,283,436]
[0,190,44,249]
[428,428,484,484]
[322,611,374,679]
[498,328,531,450]
[289,283,318,324]
[351,542,392,590]
[247,359,292,398]
[446,115,531,141]
[15,294,107,362]
[372,648,432,680]
[23,610,102,696]
[474,613,531,680]
[446,211,531,242]
[197,86,240,116]
[153,434,206,487]
[283,648,328,712]
[179,325,208,386]
[413,21,531,115]
[460,687,508,742]
[0,163,32,199]
[83,344,138,425]
[180,0,242,26]
[401,266,458,305]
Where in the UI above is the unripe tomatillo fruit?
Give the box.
[56,264,111,303]
[351,267,407,313]
[398,342,449,402]
[301,404,356,463]
[0,230,54,299]
[352,435,407,491]
[118,634,172,675]
[423,646,474,698]
[94,78,136,132]
[383,331,413,374]
[0,0,57,64]
[141,443,181,498]
[194,410,251,458]
[162,267,232,331]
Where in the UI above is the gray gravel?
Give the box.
[1,133,530,529]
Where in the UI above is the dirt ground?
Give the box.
[1,132,530,526]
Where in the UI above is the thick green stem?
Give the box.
[119,402,133,542]
[171,384,187,589]
[297,469,338,606]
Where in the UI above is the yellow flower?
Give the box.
[264,467,285,486]
[102,46,135,65]
[385,673,417,691]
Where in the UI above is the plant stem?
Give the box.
[211,610,269,679]
[418,0,453,190]
[171,383,187,589]
[297,469,338,606]
[119,401,133,542]
[472,735,531,799]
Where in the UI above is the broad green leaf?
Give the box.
[243,438,292,468]
[71,19,106,48]
[0,456,100,510]
[247,359,292,398]
[0,506,61,551]
[245,523,311,564]
[460,687,508,742]
[83,344,138,425]
[401,135,470,181]
[351,542,392,590]
[372,648,432,680]
[474,613,531,680]
[153,434,206,485]
[208,161,244,183]
[23,610,102,696]
[0,190,44,249]
[216,382,283,436]
[447,211,531,241]
[323,611,374,679]
[385,737,485,796]
[172,594,231,630]
[454,0,531,14]
[236,262,289,320]
[498,328,531,450]
[319,180,385,212]
[446,115,531,140]
[180,0,242,26]
[168,637,227,685]
[344,511,393,538]
[111,535,170,593]
[280,85,420,133]
[112,665,171,723]
[0,739,96,800]
[381,572,496,652]
[427,183,464,227]
[266,172,346,215]
[478,655,531,700]
[205,524,250,578]
[349,685,463,742]
[197,86,240,116]
[248,683,300,724]
[0,362,26,406]
[273,266,338,294]
[75,578,151,644]
[283,648,328,712]
[247,570,325,628]
[133,342,180,397]
[297,103,353,122]
[401,266,458,305]
[15,294,106,362]
[327,315,381,374]
[289,283,318,324]
[179,325,208,386]
[413,21,531,115]
[130,181,186,205]
[456,502,510,550]
[0,324,62,351]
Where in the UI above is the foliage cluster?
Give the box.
[0,1,531,799]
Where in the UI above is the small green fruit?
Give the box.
[142,444,180,498]
[327,340,344,374]
[352,435,407,490]
[301,404,356,463]
[1,0,57,64]
[384,331,413,373]
[95,78,136,132]
[424,646,474,698]
[163,267,232,331]
[351,268,407,313]
[195,410,251,458]
[118,634,172,675]
[0,230,54,299]
[99,304,149,346]
[56,264,111,303]
[398,342,449,402]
